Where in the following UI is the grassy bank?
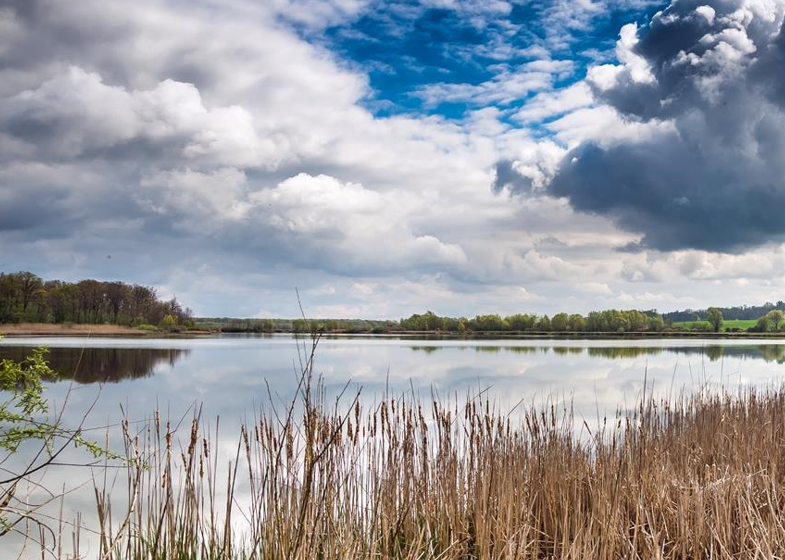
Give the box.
[82,387,785,557]
[0,322,212,336]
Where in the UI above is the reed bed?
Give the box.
[76,348,785,560]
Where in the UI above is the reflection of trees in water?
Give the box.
[411,346,441,354]
[552,347,585,356]
[588,345,785,363]
[506,346,550,354]
[670,345,785,363]
[588,347,665,359]
[754,345,785,363]
[409,343,785,364]
[411,345,545,355]
[0,346,189,383]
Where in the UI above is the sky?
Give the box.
[1,0,785,319]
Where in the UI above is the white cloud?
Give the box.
[586,23,653,92]
[575,282,613,296]
[416,67,554,108]
[139,167,251,227]
[514,82,594,123]
[267,0,370,28]
[547,105,674,148]
[616,23,654,84]
[502,249,582,280]
[249,173,468,270]
[695,5,717,24]
[4,67,284,168]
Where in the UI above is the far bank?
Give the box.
[4,322,785,340]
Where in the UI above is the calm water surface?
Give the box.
[1,334,785,557]
[2,334,784,417]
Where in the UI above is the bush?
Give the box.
[0,337,121,542]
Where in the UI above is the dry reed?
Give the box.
[51,342,785,559]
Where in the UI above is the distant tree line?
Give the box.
[199,307,785,336]
[0,271,192,327]
[200,310,669,335]
[398,309,666,333]
[195,317,397,334]
[663,302,785,322]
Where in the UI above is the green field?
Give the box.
[722,319,758,330]
[672,319,757,331]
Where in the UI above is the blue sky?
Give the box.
[1,0,785,319]
[320,0,666,120]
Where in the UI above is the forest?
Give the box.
[663,301,785,322]
[397,309,666,333]
[0,271,192,327]
[4,270,784,335]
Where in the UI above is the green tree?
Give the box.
[551,313,569,331]
[160,314,177,330]
[471,314,506,331]
[611,311,629,333]
[707,307,724,333]
[568,314,586,332]
[16,272,43,319]
[752,316,772,333]
[506,313,536,331]
[647,314,665,332]
[766,310,785,331]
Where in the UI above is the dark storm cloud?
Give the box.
[550,138,785,251]
[753,19,785,106]
[492,160,533,194]
[527,0,785,252]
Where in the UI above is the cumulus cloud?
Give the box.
[543,0,785,252]
[136,170,469,275]
[1,67,283,167]
[492,140,564,194]
[139,168,251,228]
[622,246,785,282]
[247,173,468,273]
[0,0,498,281]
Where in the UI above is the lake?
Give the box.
[3,334,785,421]
[1,334,785,557]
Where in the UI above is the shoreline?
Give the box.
[4,323,785,339]
[0,323,211,337]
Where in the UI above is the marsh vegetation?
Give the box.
[8,351,785,557]
[4,336,785,559]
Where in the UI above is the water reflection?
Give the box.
[589,344,785,362]
[411,343,785,363]
[0,346,189,383]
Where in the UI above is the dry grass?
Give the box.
[75,341,785,560]
[0,323,147,336]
